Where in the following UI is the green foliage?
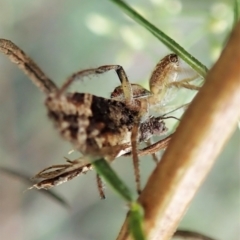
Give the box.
[110,0,208,77]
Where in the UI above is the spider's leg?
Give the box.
[0,39,58,94]
[96,174,105,199]
[148,54,180,105]
[167,76,202,90]
[174,229,217,240]
[59,65,133,105]
[149,54,202,107]
[149,54,179,94]
[30,156,93,189]
[146,138,159,164]
[131,122,141,194]
[124,134,172,157]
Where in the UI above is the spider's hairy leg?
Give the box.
[30,156,93,190]
[131,114,169,193]
[96,174,105,199]
[146,138,159,164]
[59,65,134,105]
[167,76,202,90]
[149,54,179,103]
[0,39,58,95]
[124,134,172,157]
[131,122,142,194]
[111,84,151,101]
[148,54,201,105]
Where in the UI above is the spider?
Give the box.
[0,39,201,197]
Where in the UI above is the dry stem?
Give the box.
[117,22,240,240]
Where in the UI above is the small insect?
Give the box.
[0,39,201,197]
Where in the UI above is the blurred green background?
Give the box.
[0,0,239,240]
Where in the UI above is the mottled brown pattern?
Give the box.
[149,54,179,95]
[2,39,199,193]
[46,91,166,160]
[32,163,92,190]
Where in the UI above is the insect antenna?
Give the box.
[57,65,134,107]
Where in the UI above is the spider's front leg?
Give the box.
[166,76,202,90]
[149,53,202,106]
[0,38,58,95]
[58,65,138,107]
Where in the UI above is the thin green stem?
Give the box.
[92,159,146,240]
[109,0,208,77]
[233,0,240,29]
[128,202,146,240]
[92,158,134,202]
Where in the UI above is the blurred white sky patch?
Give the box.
[211,2,231,20]
[210,2,231,34]
[150,0,164,6]
[115,51,134,68]
[85,13,113,35]
[164,0,182,14]
[0,2,14,27]
[208,2,232,61]
[210,45,222,62]
[210,19,228,34]
[120,26,145,50]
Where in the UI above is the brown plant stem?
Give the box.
[116,22,240,240]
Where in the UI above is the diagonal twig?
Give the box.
[116,21,240,240]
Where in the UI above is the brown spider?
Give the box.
[0,39,200,197]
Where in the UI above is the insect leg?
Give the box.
[131,122,142,194]
[167,76,202,90]
[96,174,105,199]
[59,65,133,104]
[146,138,159,164]
[124,134,172,157]
[0,39,58,95]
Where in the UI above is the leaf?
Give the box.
[233,0,240,29]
